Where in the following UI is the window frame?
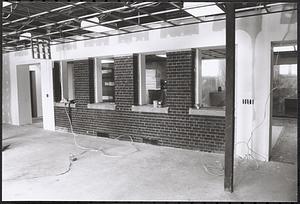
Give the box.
[132,52,169,114]
[53,60,75,106]
[191,46,226,116]
[87,57,116,110]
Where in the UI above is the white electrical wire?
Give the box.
[63,103,140,158]
[234,8,296,165]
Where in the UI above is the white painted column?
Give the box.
[67,63,75,100]
[94,58,102,103]
[138,54,146,105]
[60,61,68,101]
[40,60,55,131]
[195,49,202,107]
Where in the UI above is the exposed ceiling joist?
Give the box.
[2,2,297,53]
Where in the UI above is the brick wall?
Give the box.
[73,59,94,108]
[54,50,225,153]
[114,56,135,111]
[166,51,194,115]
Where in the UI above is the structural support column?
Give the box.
[297,3,299,190]
[224,3,235,193]
[195,49,202,107]
[94,58,103,103]
[138,54,146,105]
[60,61,68,102]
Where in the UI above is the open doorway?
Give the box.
[270,41,297,164]
[16,63,43,127]
[29,64,43,126]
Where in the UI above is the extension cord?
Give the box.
[63,102,140,158]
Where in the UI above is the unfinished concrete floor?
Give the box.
[2,123,297,201]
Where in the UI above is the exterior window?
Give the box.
[53,61,75,103]
[195,48,226,109]
[94,58,115,103]
[137,53,167,107]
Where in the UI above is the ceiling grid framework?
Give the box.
[2,1,297,53]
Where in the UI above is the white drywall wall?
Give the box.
[2,52,55,130]
[2,54,11,123]
[16,65,32,125]
[40,60,55,131]
[3,11,297,160]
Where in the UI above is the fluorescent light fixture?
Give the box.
[183,2,224,17]
[156,54,166,58]
[273,45,295,52]
[3,2,12,7]
[19,32,31,40]
[101,59,114,63]
[81,17,115,33]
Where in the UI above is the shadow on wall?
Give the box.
[160,24,199,38]
[118,32,149,43]
[84,38,109,47]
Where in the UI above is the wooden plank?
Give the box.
[224,3,235,193]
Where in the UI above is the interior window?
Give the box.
[52,61,75,103]
[195,48,226,109]
[94,58,115,103]
[137,53,167,107]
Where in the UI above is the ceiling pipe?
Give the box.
[3,2,153,37]
[3,2,86,26]
[2,3,297,50]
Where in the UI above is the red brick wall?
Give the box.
[54,50,225,153]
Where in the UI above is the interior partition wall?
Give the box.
[53,51,226,153]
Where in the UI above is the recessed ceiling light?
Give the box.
[183,2,224,17]
[81,17,115,33]
[3,2,12,7]
[156,54,167,58]
[273,45,295,52]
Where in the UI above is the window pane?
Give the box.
[279,65,289,75]
[145,54,167,105]
[198,48,226,108]
[67,62,75,100]
[101,58,115,102]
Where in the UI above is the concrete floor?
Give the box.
[2,123,297,201]
[271,117,297,164]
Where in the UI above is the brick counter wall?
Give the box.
[54,50,225,153]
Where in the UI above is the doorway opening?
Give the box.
[270,41,297,164]
[16,63,43,127]
[29,65,43,127]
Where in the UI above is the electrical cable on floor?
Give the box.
[63,103,140,158]
[201,11,296,176]
[233,8,296,170]
[202,9,296,177]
